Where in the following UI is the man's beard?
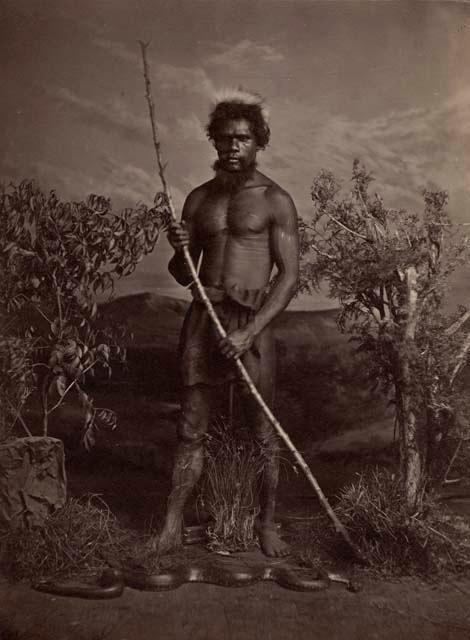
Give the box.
[211,159,257,194]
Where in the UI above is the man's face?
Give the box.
[213,118,258,172]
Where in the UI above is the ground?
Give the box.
[2,570,470,639]
[2,387,470,639]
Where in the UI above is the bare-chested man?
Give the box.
[157,91,299,557]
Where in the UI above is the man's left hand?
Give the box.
[218,326,256,360]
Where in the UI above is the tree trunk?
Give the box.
[402,402,422,509]
[395,382,423,510]
[395,266,425,510]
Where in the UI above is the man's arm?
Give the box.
[251,187,299,335]
[219,187,299,360]
[167,189,203,287]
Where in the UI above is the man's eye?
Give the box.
[215,135,251,145]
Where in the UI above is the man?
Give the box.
[158,90,299,557]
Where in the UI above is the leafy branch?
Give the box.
[0,180,171,442]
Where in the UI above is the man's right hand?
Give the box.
[168,222,190,252]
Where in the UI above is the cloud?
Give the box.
[28,157,156,208]
[176,114,206,142]
[262,85,470,221]
[155,64,215,98]
[98,156,187,211]
[205,39,284,69]
[98,160,157,203]
[92,37,216,103]
[54,87,163,140]
[92,37,140,65]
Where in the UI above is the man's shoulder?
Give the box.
[254,172,292,200]
[183,180,213,215]
[258,176,296,217]
[186,180,213,200]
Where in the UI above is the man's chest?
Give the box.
[195,190,271,238]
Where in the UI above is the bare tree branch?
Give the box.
[445,309,470,337]
[310,242,335,260]
[327,213,368,241]
[449,332,470,388]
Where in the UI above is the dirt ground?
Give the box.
[2,570,470,640]
[2,388,470,640]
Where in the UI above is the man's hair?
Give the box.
[206,89,270,150]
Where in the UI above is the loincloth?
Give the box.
[179,284,272,388]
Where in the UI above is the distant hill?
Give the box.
[102,292,344,351]
[103,292,188,350]
[100,293,391,443]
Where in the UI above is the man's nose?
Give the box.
[229,137,239,150]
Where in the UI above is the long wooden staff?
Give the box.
[139,41,363,560]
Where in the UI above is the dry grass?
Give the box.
[334,468,470,576]
[198,417,264,553]
[287,467,470,578]
[0,494,154,581]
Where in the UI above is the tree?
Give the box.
[300,160,470,509]
[0,333,35,440]
[0,180,171,445]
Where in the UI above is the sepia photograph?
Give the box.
[1,1,470,638]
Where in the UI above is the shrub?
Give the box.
[300,162,470,508]
[0,180,170,443]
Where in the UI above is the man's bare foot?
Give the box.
[258,526,290,558]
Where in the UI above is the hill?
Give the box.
[103,292,188,350]
[100,293,391,444]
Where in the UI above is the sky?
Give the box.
[1,0,470,310]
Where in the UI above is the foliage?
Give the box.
[0,334,35,440]
[198,417,263,552]
[335,468,470,576]
[300,161,470,506]
[0,180,171,442]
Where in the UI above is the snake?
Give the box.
[32,526,361,598]
[33,563,360,599]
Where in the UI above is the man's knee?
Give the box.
[241,394,279,453]
[177,417,207,446]
[255,418,280,456]
[177,386,210,445]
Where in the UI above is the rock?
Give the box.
[0,437,66,529]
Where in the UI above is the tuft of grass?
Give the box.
[198,417,263,553]
[0,494,149,581]
[333,467,470,577]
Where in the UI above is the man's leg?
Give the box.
[245,400,289,557]
[241,331,289,558]
[157,384,212,554]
